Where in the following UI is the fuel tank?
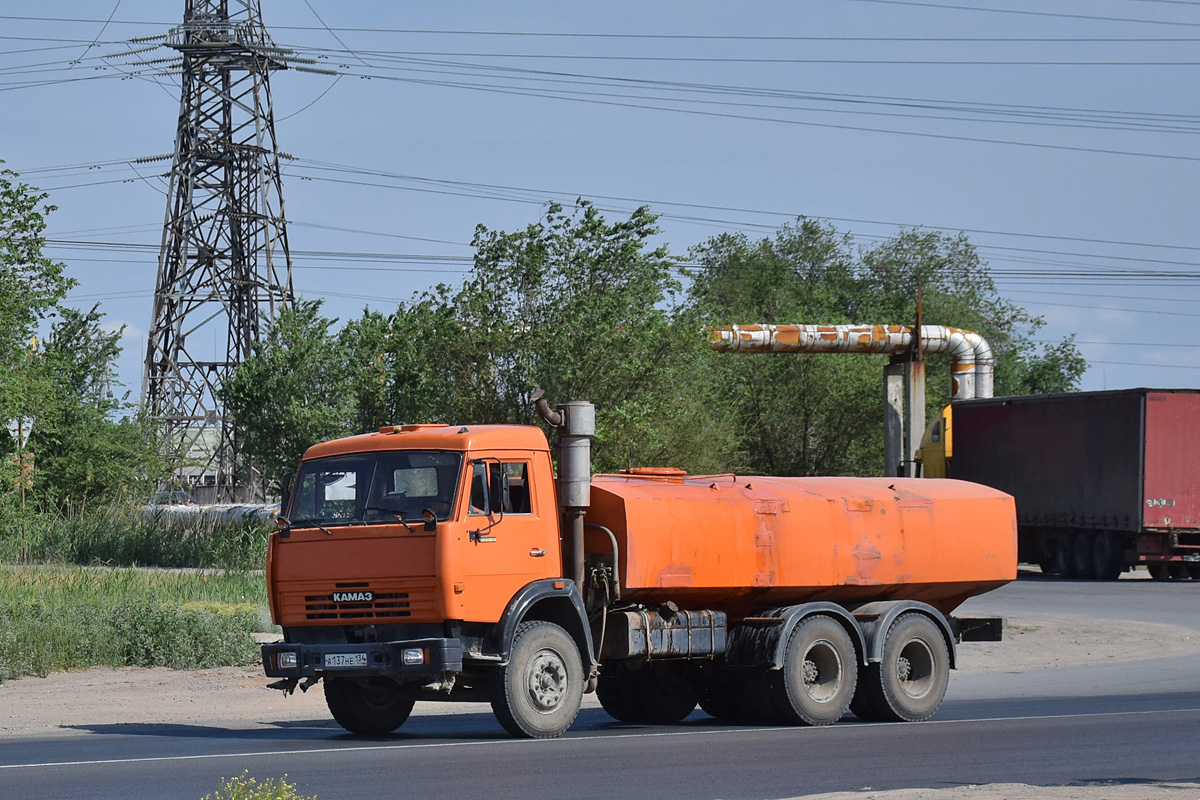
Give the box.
[585,471,1016,618]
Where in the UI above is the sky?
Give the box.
[2,0,1199,403]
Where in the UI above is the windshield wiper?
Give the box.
[365,505,417,533]
[279,516,336,536]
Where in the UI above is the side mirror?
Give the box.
[280,470,294,513]
[422,508,437,532]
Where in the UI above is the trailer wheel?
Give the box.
[1148,563,1170,580]
[853,613,949,723]
[1092,532,1125,581]
[489,620,583,739]
[1189,564,1200,580]
[771,615,857,726]
[1072,532,1097,580]
[1054,533,1077,579]
[1168,563,1191,580]
[324,677,416,735]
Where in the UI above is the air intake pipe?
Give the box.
[532,391,595,591]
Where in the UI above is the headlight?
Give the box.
[277,651,299,669]
[402,648,426,665]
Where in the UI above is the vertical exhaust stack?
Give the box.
[533,391,595,590]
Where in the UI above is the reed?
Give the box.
[0,565,273,681]
[0,503,270,570]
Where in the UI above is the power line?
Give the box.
[7,14,1200,39]
[849,0,1200,28]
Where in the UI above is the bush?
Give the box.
[111,599,261,670]
[202,772,316,800]
[0,566,273,682]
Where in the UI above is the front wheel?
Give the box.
[324,677,416,735]
[853,613,950,723]
[489,620,583,739]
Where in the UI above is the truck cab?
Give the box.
[263,423,596,738]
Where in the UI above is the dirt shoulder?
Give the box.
[2,613,1199,800]
[2,613,1198,737]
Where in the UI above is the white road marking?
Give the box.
[3,706,1199,771]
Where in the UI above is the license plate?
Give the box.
[324,653,368,668]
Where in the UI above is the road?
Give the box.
[2,577,1198,800]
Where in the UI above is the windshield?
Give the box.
[289,451,462,527]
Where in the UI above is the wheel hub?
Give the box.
[896,656,912,682]
[802,660,819,684]
[527,650,567,711]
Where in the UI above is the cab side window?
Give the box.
[468,461,532,516]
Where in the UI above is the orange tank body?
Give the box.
[585,471,1016,618]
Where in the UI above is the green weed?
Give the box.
[0,565,273,682]
[202,772,316,800]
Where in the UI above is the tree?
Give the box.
[0,166,75,442]
[687,219,1086,476]
[0,167,73,509]
[381,200,737,473]
[30,306,168,507]
[221,300,358,482]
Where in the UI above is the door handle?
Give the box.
[529,548,546,557]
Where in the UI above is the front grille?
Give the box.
[304,587,412,620]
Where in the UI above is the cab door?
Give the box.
[450,453,559,622]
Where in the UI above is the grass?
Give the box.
[0,502,271,570]
[0,564,275,682]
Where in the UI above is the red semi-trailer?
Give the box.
[921,388,1200,580]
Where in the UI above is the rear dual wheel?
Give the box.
[1055,531,1126,580]
[768,615,857,726]
[1149,563,1197,580]
[597,661,699,724]
[852,613,950,723]
[1054,533,1077,579]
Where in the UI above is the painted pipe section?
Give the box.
[708,324,993,400]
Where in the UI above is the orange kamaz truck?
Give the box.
[263,396,1016,739]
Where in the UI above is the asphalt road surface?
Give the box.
[2,577,1198,800]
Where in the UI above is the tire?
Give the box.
[598,661,698,724]
[1091,532,1125,581]
[597,666,640,722]
[1054,532,1077,579]
[769,615,857,726]
[698,682,743,722]
[1037,553,1058,575]
[1072,531,1097,580]
[1189,563,1200,580]
[637,661,699,723]
[1148,563,1170,580]
[853,613,950,723]
[1168,562,1191,580]
[489,620,583,739]
[324,677,416,735]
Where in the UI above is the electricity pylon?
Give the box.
[142,0,294,501]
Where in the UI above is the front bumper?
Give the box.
[263,637,463,680]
